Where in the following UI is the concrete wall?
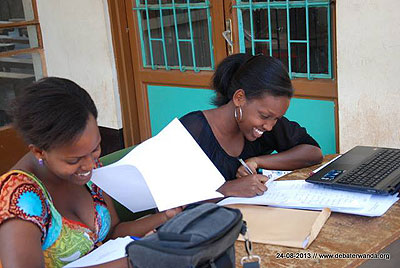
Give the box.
[337,0,400,152]
[36,0,122,129]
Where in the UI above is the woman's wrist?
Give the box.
[160,211,169,223]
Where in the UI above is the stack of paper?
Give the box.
[218,180,399,217]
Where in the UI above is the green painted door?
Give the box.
[148,85,336,155]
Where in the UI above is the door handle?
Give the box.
[222,19,233,55]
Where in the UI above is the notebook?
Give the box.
[306,146,400,195]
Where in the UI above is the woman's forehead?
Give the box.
[251,95,290,115]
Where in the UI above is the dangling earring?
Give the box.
[234,106,243,122]
[38,158,44,166]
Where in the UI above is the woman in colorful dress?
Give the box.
[0,77,180,268]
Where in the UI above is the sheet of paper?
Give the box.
[332,194,399,217]
[262,169,292,180]
[92,118,225,212]
[219,180,369,209]
[92,165,156,212]
[218,180,399,216]
[262,169,292,185]
[64,236,132,267]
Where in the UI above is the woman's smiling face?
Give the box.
[41,114,102,185]
[237,93,290,141]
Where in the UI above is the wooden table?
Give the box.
[234,155,400,267]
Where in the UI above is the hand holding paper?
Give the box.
[91,119,225,212]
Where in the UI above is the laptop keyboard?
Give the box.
[337,149,400,187]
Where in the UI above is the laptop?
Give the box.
[306,146,400,195]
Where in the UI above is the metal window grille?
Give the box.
[234,0,332,79]
[133,0,214,72]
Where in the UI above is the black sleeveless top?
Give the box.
[180,111,319,181]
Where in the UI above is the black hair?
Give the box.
[9,77,98,151]
[212,53,294,106]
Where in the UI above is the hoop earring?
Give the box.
[234,106,243,122]
[38,158,44,166]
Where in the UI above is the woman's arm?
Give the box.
[102,193,181,238]
[0,219,44,268]
[110,212,172,238]
[237,144,322,177]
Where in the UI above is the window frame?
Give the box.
[235,0,333,80]
[230,0,337,99]
[0,0,46,129]
[0,0,45,72]
[133,0,215,72]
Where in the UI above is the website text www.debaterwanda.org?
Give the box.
[275,251,390,260]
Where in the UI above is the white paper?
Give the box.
[92,118,225,212]
[218,180,399,217]
[333,194,399,217]
[64,236,133,267]
[262,169,292,185]
[92,165,156,213]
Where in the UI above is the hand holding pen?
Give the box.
[235,158,268,196]
[238,158,254,175]
[237,158,258,177]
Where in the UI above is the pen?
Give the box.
[238,158,254,175]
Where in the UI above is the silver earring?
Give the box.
[38,158,44,165]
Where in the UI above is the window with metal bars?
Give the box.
[0,0,44,127]
[133,0,214,72]
[235,0,333,80]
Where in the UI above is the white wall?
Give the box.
[36,0,122,129]
[337,0,400,152]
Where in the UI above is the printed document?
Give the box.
[218,180,399,216]
[92,118,225,212]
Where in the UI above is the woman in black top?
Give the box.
[180,53,323,197]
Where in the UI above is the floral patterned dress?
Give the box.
[0,170,111,267]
